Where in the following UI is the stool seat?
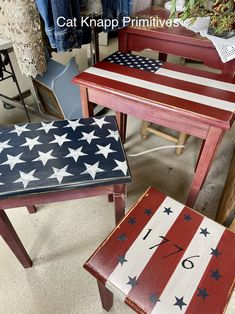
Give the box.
[84,187,235,314]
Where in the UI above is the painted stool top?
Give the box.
[84,187,235,314]
[0,116,131,199]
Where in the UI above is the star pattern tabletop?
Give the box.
[0,116,131,199]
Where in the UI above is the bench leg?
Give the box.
[115,112,127,143]
[108,194,114,203]
[27,206,37,214]
[141,121,150,140]
[114,184,126,225]
[0,210,32,268]
[97,280,113,311]
[176,132,188,156]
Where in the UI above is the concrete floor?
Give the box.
[0,38,234,314]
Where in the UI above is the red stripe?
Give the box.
[84,188,166,283]
[186,229,235,314]
[124,207,204,313]
[100,61,235,104]
[75,70,233,125]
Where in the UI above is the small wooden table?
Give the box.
[118,7,235,81]
[73,52,235,208]
[84,187,235,314]
[0,116,131,267]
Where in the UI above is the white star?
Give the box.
[92,117,110,129]
[113,159,128,175]
[50,134,71,147]
[81,162,104,179]
[95,144,116,159]
[21,136,42,151]
[80,131,99,144]
[0,139,12,153]
[10,124,30,136]
[49,165,73,184]
[1,153,26,170]
[65,147,87,162]
[107,129,120,141]
[33,150,57,166]
[14,170,39,188]
[64,120,84,131]
[37,122,57,134]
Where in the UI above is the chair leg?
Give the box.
[97,280,113,311]
[0,210,32,268]
[27,206,37,214]
[176,132,188,156]
[141,121,150,140]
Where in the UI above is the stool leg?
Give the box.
[141,121,150,140]
[97,280,113,311]
[27,206,37,214]
[0,210,32,268]
[176,132,188,156]
[114,184,126,225]
[108,194,114,203]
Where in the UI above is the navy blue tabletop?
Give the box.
[0,116,132,199]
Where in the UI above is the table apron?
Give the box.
[87,88,226,139]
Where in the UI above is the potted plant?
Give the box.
[170,0,235,38]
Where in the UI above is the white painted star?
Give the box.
[49,165,73,184]
[33,150,57,166]
[21,136,42,151]
[1,153,26,170]
[64,120,84,131]
[0,139,12,153]
[37,122,57,134]
[65,147,87,162]
[50,133,71,147]
[14,170,39,188]
[80,131,99,144]
[81,162,104,179]
[95,144,116,159]
[113,160,128,175]
[92,117,110,129]
[107,129,119,141]
[10,124,30,136]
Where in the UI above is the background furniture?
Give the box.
[73,52,235,208]
[216,149,235,231]
[0,116,131,268]
[118,7,235,155]
[84,187,235,313]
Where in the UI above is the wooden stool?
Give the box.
[84,187,235,313]
[216,149,235,231]
[0,116,131,268]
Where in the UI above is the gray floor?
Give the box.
[0,38,234,314]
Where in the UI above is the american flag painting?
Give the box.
[78,51,235,127]
[84,187,235,314]
[0,116,131,199]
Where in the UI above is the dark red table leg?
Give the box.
[108,194,114,203]
[186,126,225,207]
[114,184,126,225]
[0,210,32,268]
[97,280,113,311]
[115,112,127,143]
[27,206,37,214]
[80,86,94,117]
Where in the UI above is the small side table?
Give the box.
[0,116,132,267]
[84,187,235,314]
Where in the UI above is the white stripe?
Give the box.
[157,68,235,93]
[151,218,225,314]
[105,197,184,301]
[85,67,235,113]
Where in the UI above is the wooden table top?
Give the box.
[0,116,131,199]
[85,187,235,314]
[74,52,235,130]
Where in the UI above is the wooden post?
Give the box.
[97,280,113,311]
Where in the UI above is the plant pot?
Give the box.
[207,26,235,39]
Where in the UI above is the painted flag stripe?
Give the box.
[151,218,225,314]
[105,196,185,301]
[186,229,235,314]
[80,71,233,126]
[85,66,235,113]
[125,207,204,313]
[84,188,166,282]
[157,67,235,92]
